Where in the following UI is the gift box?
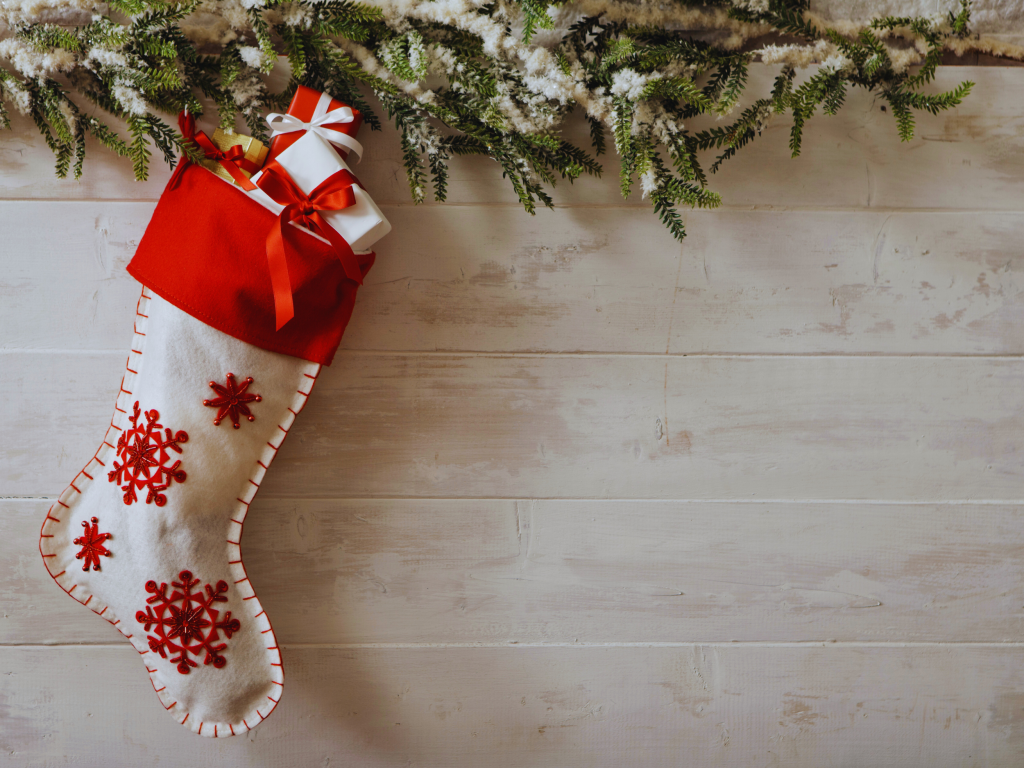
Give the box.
[129,109,383,360]
[249,131,390,253]
[199,128,268,185]
[129,162,374,365]
[266,85,364,163]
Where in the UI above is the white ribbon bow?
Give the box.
[266,92,364,162]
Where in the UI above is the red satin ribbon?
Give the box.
[255,159,365,330]
[178,112,259,191]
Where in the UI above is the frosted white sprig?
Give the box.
[0,0,991,239]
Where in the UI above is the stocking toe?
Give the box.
[40,289,315,737]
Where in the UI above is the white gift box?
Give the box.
[245,131,390,253]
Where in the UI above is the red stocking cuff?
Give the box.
[127,163,374,366]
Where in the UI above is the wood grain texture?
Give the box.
[4,644,1024,767]
[4,352,1022,500]
[7,498,1024,645]
[7,203,1024,354]
[5,61,1024,763]
[1,68,1022,210]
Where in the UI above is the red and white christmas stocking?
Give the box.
[38,104,378,736]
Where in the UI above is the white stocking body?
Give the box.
[39,286,320,736]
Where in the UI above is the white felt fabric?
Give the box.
[39,287,320,737]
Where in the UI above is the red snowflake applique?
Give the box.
[107,401,188,507]
[203,372,262,429]
[136,570,241,675]
[73,516,112,571]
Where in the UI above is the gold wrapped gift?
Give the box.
[199,128,269,185]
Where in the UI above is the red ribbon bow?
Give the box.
[177,112,259,191]
[255,159,366,330]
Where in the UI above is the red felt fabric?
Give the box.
[127,162,374,366]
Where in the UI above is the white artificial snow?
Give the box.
[0,37,76,77]
[5,0,1024,159]
[112,82,148,116]
[820,52,853,73]
[227,71,265,109]
[57,98,77,131]
[238,46,266,69]
[342,41,438,104]
[758,40,838,68]
[813,0,1024,35]
[279,2,311,27]
[407,31,427,77]
[639,168,658,199]
[733,0,771,12]
[610,69,652,101]
[0,0,99,25]
[3,79,32,115]
[405,120,440,155]
[85,47,129,69]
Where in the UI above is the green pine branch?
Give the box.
[0,0,980,241]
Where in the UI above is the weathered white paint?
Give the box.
[3,66,1024,763]
[2,68,1024,211]
[6,204,1024,354]
[4,645,1024,767]
[7,498,1024,645]
[4,352,1023,500]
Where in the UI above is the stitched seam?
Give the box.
[37,287,179,716]
[223,359,321,733]
[36,286,288,741]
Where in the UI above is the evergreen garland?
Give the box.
[0,0,981,240]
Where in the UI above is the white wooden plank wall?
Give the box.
[3,67,1024,766]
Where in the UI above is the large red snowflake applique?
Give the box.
[203,372,262,429]
[73,516,112,571]
[108,401,188,506]
[136,570,241,675]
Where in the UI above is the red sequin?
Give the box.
[203,373,262,429]
[107,402,188,506]
[73,517,112,571]
[136,570,241,675]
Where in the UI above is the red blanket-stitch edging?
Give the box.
[37,285,316,737]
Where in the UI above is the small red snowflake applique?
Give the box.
[73,516,112,571]
[108,402,188,507]
[136,570,241,675]
[203,372,262,429]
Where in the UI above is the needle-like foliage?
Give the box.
[0,0,976,240]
